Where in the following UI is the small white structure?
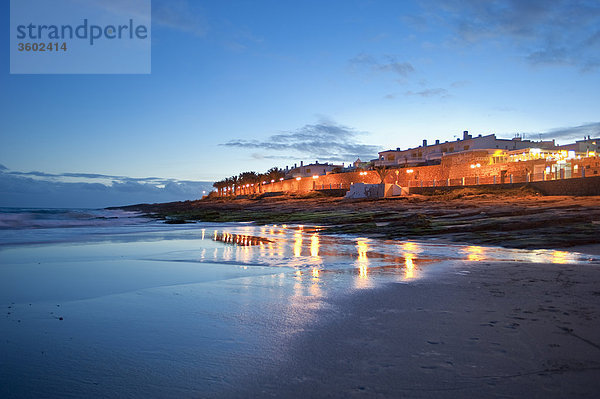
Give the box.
[384,184,407,197]
[344,183,384,199]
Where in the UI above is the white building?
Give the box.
[375,131,557,167]
[285,161,343,178]
[556,136,599,155]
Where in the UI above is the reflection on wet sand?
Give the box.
[399,241,421,280]
[310,233,319,258]
[213,231,272,247]
[355,238,371,288]
[552,250,569,264]
[405,255,415,279]
[464,245,485,262]
[294,231,302,257]
[401,241,421,255]
[312,268,320,278]
[197,225,598,298]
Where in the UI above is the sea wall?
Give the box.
[227,156,600,197]
[407,176,600,196]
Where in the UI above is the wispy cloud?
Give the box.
[450,80,470,88]
[0,167,213,208]
[538,122,600,141]
[428,0,600,70]
[153,0,208,36]
[222,120,381,162]
[349,53,415,77]
[405,88,449,98]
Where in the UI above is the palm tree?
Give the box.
[374,166,390,184]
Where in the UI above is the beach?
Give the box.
[226,259,600,398]
[1,205,599,398]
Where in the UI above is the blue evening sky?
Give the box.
[1,0,599,207]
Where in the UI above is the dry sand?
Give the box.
[224,258,600,398]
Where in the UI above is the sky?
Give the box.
[1,0,600,207]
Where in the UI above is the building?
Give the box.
[375,131,557,167]
[555,136,599,155]
[285,161,343,178]
[352,158,370,169]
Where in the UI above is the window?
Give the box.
[387,155,394,161]
[441,147,447,153]
[412,152,417,158]
[464,145,470,150]
[449,147,454,152]
[418,152,422,158]
[306,168,311,173]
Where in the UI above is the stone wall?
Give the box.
[407,175,600,196]
[223,156,600,197]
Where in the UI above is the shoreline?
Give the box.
[116,191,600,250]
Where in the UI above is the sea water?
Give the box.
[1,208,598,398]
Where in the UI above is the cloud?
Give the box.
[349,53,415,77]
[450,80,470,88]
[0,167,213,208]
[153,0,208,36]
[0,164,7,171]
[420,0,600,70]
[538,122,600,142]
[222,121,381,162]
[405,88,449,98]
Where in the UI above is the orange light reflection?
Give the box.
[310,233,320,258]
[405,255,415,279]
[356,239,370,285]
[294,231,303,257]
[465,246,485,261]
[552,251,569,264]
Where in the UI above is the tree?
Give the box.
[374,166,390,184]
[265,167,285,182]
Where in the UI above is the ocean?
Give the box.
[1,207,598,398]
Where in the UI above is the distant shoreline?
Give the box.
[115,189,600,251]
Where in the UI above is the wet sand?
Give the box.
[4,206,600,397]
[226,258,600,398]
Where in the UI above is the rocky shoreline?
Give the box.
[115,188,600,250]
